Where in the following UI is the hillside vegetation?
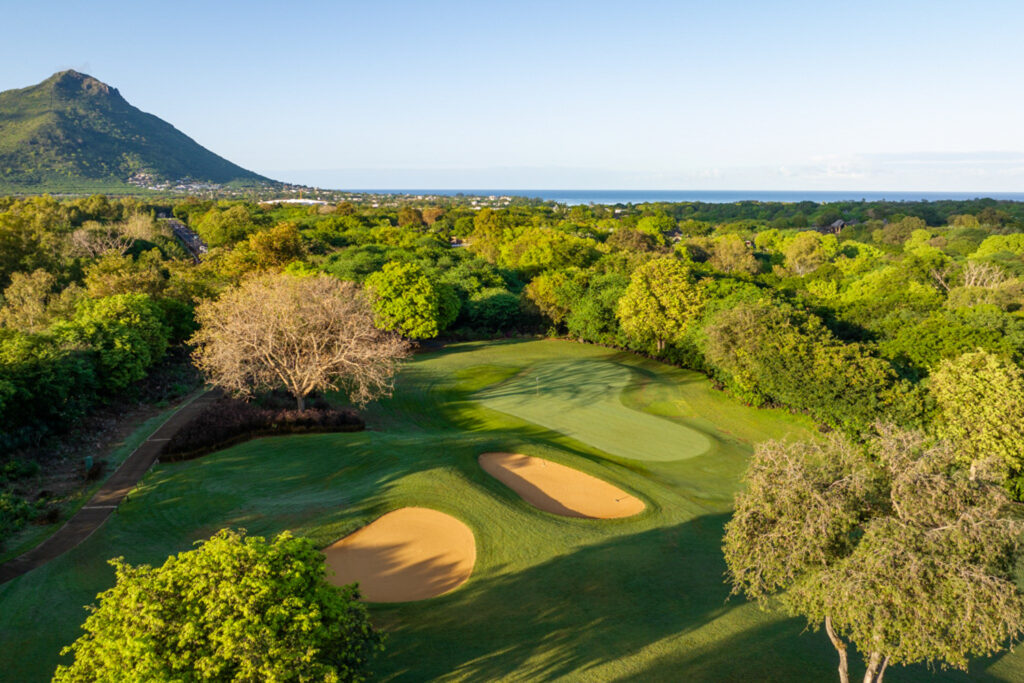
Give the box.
[0,71,271,192]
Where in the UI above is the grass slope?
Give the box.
[0,340,1016,681]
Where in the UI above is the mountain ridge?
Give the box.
[0,70,274,192]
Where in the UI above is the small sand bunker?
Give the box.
[480,452,645,519]
[323,507,476,602]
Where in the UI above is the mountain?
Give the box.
[0,70,273,192]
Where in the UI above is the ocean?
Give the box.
[357,189,1024,206]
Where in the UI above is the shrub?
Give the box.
[162,397,363,461]
[0,491,40,546]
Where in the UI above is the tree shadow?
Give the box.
[623,616,1006,683]
[374,513,743,680]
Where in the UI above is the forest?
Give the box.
[2,192,1024,542]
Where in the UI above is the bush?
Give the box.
[162,397,363,460]
[0,491,40,546]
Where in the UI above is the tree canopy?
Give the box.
[190,272,408,409]
[54,529,383,682]
[723,428,1024,682]
[364,261,459,340]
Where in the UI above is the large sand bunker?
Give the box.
[323,507,476,602]
[480,452,645,519]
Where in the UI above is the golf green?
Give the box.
[0,340,1014,682]
[476,359,712,462]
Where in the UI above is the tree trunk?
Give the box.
[824,616,850,683]
[296,393,305,411]
[876,656,889,682]
[862,651,884,683]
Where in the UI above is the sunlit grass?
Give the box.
[0,340,1009,681]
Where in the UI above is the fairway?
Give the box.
[475,359,711,462]
[0,340,1014,682]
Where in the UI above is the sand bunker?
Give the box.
[480,452,645,519]
[323,507,476,602]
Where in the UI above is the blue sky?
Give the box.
[3,0,1024,190]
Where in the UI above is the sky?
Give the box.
[2,0,1024,191]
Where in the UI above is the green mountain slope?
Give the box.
[0,70,273,192]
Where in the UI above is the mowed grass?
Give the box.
[476,359,713,462]
[0,339,1017,681]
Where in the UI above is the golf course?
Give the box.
[0,339,1019,681]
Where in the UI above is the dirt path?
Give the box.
[0,389,218,585]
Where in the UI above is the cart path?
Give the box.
[0,388,218,585]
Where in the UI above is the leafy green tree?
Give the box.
[930,350,1024,496]
[468,208,508,262]
[709,234,758,274]
[497,228,600,276]
[724,428,1024,683]
[82,250,166,298]
[524,269,584,326]
[397,207,424,227]
[704,302,906,430]
[467,287,521,331]
[565,272,630,346]
[54,529,383,682]
[605,228,664,253]
[365,262,459,339]
[194,204,266,247]
[783,231,829,275]
[972,233,1024,259]
[616,258,705,352]
[0,328,97,444]
[0,269,59,331]
[54,294,169,391]
[635,213,675,242]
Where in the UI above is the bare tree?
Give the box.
[69,221,135,258]
[190,273,409,409]
[961,260,1006,289]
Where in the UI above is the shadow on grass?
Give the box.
[621,618,1006,683]
[375,513,747,680]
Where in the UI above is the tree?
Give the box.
[396,207,424,227]
[616,258,705,352]
[364,262,459,339]
[930,350,1024,496]
[635,213,675,242]
[605,228,665,253]
[524,269,584,326]
[709,234,758,274]
[191,273,408,410]
[783,231,829,275]
[703,301,909,431]
[55,293,170,391]
[194,204,266,247]
[82,250,166,298]
[497,228,600,276]
[247,222,305,268]
[54,529,383,682]
[724,428,1024,683]
[68,221,135,258]
[0,269,58,331]
[466,287,521,331]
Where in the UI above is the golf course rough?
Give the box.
[479,452,645,518]
[322,507,476,603]
[474,359,713,462]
